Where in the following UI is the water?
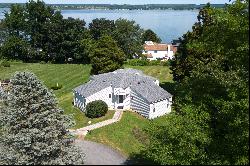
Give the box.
[0,8,198,43]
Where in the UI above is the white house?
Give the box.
[142,41,177,61]
[73,68,172,119]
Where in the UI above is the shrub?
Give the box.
[126,59,170,66]
[0,60,10,67]
[160,60,171,66]
[149,60,161,66]
[39,61,46,64]
[85,100,108,118]
[126,59,149,66]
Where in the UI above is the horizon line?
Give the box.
[0,3,227,5]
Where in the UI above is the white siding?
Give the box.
[142,50,174,60]
[86,86,113,109]
[73,84,172,119]
[113,87,131,109]
[73,92,86,111]
[123,87,131,110]
[149,97,172,119]
[130,90,150,118]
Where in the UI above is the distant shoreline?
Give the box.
[53,8,200,11]
[0,3,226,11]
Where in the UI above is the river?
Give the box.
[0,8,199,43]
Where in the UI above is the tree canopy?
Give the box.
[0,0,89,63]
[89,35,125,75]
[142,29,161,44]
[89,18,115,40]
[140,1,249,165]
[112,18,144,59]
[0,0,159,71]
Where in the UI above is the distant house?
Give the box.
[142,41,177,61]
[73,69,172,119]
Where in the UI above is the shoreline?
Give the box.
[0,7,200,11]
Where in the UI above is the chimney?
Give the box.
[167,45,171,57]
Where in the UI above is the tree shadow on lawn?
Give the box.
[123,152,158,165]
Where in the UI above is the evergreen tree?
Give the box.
[0,71,85,165]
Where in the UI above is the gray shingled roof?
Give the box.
[74,68,172,103]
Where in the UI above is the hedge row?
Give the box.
[125,59,170,66]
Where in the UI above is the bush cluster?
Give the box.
[125,59,170,66]
[85,100,108,118]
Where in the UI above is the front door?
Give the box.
[116,95,125,109]
[118,95,124,104]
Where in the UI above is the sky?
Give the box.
[0,0,231,5]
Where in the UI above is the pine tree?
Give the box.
[0,71,85,165]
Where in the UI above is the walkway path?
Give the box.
[70,110,123,137]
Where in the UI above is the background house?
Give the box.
[142,41,177,61]
[73,69,172,119]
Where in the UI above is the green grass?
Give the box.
[85,111,172,156]
[85,111,150,155]
[124,65,173,83]
[0,62,173,156]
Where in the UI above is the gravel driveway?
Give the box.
[75,139,127,165]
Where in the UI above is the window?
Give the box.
[131,96,133,100]
[154,50,157,53]
[153,108,155,112]
[109,94,111,98]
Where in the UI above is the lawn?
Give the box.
[0,61,173,156]
[85,111,173,156]
[0,62,117,129]
[124,65,173,83]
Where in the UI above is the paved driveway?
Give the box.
[75,139,127,165]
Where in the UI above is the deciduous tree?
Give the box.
[113,18,144,59]
[142,29,161,43]
[143,1,249,165]
[89,18,115,40]
[89,35,125,74]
